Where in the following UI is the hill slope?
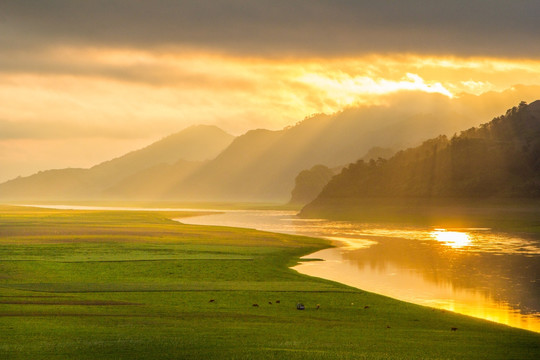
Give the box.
[302,101,540,216]
[90,124,234,181]
[0,125,234,200]
[171,91,529,202]
[288,165,337,206]
[2,87,539,202]
[288,147,395,206]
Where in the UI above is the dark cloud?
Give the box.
[0,50,264,89]
[0,0,539,57]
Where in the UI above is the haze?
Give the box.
[1,1,540,182]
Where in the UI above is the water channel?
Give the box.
[180,209,540,333]
[21,204,540,333]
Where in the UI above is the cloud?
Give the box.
[297,73,453,108]
[0,118,149,140]
[1,50,539,141]
[1,0,539,57]
[1,1,539,186]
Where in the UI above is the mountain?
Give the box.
[90,125,233,180]
[288,165,337,206]
[0,125,234,200]
[102,159,203,200]
[360,146,396,162]
[2,87,539,202]
[288,147,395,206]
[301,101,540,217]
[168,90,539,202]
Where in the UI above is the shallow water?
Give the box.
[181,210,540,333]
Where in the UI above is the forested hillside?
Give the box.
[303,101,540,211]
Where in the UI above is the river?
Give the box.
[180,209,540,333]
[20,204,540,333]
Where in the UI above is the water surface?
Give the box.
[181,210,540,333]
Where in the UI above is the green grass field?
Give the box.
[1,205,539,359]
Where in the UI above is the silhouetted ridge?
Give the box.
[302,101,540,215]
[0,125,234,200]
[288,165,336,205]
[2,88,539,202]
[168,91,526,202]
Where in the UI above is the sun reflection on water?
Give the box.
[431,229,472,248]
[175,210,540,333]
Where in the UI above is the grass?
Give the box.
[0,204,539,359]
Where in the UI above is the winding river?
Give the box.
[21,205,540,333]
[180,209,540,333]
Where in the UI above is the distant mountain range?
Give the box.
[164,87,540,202]
[301,100,540,217]
[0,125,234,200]
[287,149,394,206]
[1,86,539,202]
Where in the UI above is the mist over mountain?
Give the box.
[301,100,540,217]
[0,125,234,200]
[91,124,234,179]
[288,147,394,206]
[167,87,540,202]
[1,87,539,202]
[288,165,337,206]
[102,159,203,200]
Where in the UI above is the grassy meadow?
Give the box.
[1,205,539,359]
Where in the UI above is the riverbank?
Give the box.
[1,205,539,359]
[180,209,540,333]
[300,198,540,234]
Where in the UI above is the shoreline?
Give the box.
[2,204,540,359]
[179,210,540,334]
[10,203,540,333]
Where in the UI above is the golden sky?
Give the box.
[1,1,540,182]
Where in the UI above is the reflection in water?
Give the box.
[295,245,540,332]
[431,229,471,248]
[182,210,540,333]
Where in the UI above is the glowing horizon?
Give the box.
[3,48,540,133]
[1,46,540,182]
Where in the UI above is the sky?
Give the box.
[1,0,540,182]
